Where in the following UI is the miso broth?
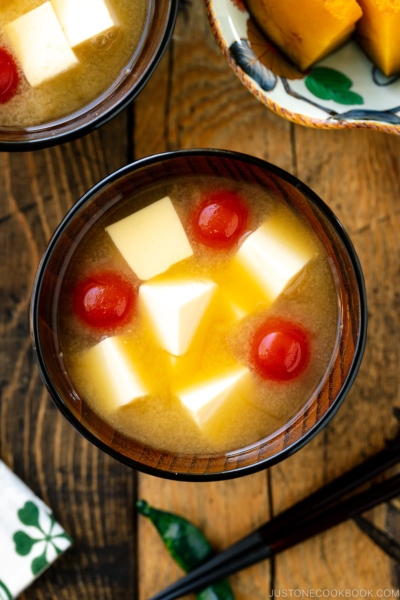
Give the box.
[57,176,340,455]
[0,0,148,126]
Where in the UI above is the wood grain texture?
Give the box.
[270,127,400,593]
[135,3,399,599]
[134,2,291,598]
[0,0,399,599]
[134,1,293,168]
[0,112,138,600]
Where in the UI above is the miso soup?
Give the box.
[57,175,340,455]
[0,0,149,126]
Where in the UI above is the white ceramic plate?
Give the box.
[205,0,400,134]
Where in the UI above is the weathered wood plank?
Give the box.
[0,111,137,600]
[134,3,293,599]
[134,3,292,167]
[1,0,398,597]
[135,2,399,594]
[271,127,400,593]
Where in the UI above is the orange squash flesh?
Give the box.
[245,0,363,71]
[356,0,400,76]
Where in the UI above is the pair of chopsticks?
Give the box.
[149,428,400,600]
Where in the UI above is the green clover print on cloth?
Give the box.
[13,502,72,576]
[0,580,12,600]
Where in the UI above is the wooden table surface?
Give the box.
[1,2,400,598]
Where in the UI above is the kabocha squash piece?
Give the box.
[356,0,400,76]
[245,0,363,71]
[137,500,235,600]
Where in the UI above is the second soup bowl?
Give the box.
[0,0,178,150]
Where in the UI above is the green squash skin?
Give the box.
[136,500,235,600]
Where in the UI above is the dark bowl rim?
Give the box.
[30,148,368,481]
[0,0,179,152]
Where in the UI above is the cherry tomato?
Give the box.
[251,318,310,382]
[192,191,248,248]
[0,48,19,104]
[73,272,135,329]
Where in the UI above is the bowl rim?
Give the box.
[30,148,368,481]
[0,0,179,152]
[204,0,400,135]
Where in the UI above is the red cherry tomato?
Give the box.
[251,318,310,382]
[0,48,19,104]
[73,272,135,329]
[192,191,248,248]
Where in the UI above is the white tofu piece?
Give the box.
[139,279,217,356]
[168,355,178,367]
[106,197,194,281]
[235,216,314,303]
[78,336,148,408]
[176,368,249,428]
[5,2,78,88]
[51,0,119,48]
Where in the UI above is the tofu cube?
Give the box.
[176,368,249,428]
[222,206,315,314]
[106,197,194,281]
[76,336,149,409]
[236,220,312,298]
[5,2,78,88]
[51,0,119,48]
[139,279,217,356]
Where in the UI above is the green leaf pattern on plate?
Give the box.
[12,501,72,576]
[305,67,363,105]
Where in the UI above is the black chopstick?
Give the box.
[149,473,400,600]
[150,440,400,599]
[258,438,400,540]
[148,441,400,600]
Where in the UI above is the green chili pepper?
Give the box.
[136,500,235,600]
[196,580,235,600]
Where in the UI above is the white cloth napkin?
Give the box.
[0,461,72,599]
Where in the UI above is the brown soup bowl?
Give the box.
[0,0,178,151]
[30,149,367,481]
